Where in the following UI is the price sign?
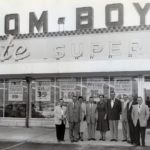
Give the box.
[86,78,103,102]
[60,79,76,102]
[35,79,51,101]
[9,80,23,101]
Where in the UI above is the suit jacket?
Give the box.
[121,100,129,121]
[86,103,98,124]
[54,105,67,125]
[107,98,121,120]
[127,100,137,121]
[66,101,82,123]
[132,104,149,127]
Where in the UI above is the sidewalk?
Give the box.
[0,126,150,147]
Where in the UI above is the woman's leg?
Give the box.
[102,132,106,140]
[80,132,83,140]
[100,131,103,139]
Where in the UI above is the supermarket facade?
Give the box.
[0,1,150,127]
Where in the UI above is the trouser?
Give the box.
[128,118,136,143]
[55,121,65,141]
[87,122,95,139]
[122,120,130,140]
[69,122,79,140]
[135,120,146,146]
[109,120,118,139]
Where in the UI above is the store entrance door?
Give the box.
[144,76,150,128]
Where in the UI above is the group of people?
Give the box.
[54,91,150,147]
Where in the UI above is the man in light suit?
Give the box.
[54,99,67,142]
[127,95,137,145]
[86,97,98,141]
[107,91,121,142]
[121,94,130,143]
[132,96,149,147]
[66,96,82,142]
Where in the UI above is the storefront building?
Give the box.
[0,0,150,127]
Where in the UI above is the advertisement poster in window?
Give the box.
[114,77,132,99]
[9,80,23,101]
[35,79,51,101]
[60,78,76,102]
[86,78,103,102]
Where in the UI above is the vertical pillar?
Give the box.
[25,77,31,128]
[138,75,144,103]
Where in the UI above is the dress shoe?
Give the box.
[110,139,114,141]
[99,138,103,141]
[134,144,140,146]
[88,138,91,141]
[71,140,74,143]
[142,145,146,147]
[57,140,61,142]
[81,139,83,141]
[103,138,106,141]
[61,140,65,142]
[92,138,96,141]
[74,139,78,142]
[122,139,127,142]
[127,140,131,143]
[114,139,118,142]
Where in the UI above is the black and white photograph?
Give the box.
[0,0,149,149]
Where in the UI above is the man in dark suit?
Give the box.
[66,96,82,142]
[132,97,149,147]
[127,95,137,145]
[107,91,121,142]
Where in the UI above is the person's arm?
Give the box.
[145,105,150,121]
[54,106,61,120]
[95,104,98,121]
[131,106,135,121]
[104,102,107,120]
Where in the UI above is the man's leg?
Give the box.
[127,121,130,141]
[56,124,61,141]
[91,123,95,139]
[122,121,127,140]
[114,120,119,140]
[140,127,146,146]
[109,120,114,139]
[74,122,79,140]
[69,122,74,141]
[61,122,65,141]
[135,120,140,145]
[87,123,92,139]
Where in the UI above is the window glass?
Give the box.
[31,78,55,118]
[110,76,138,100]
[82,77,109,102]
[0,80,4,117]
[56,77,81,106]
[4,79,27,118]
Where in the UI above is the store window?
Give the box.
[0,80,4,117]
[82,77,109,102]
[110,76,138,100]
[31,78,55,118]
[4,79,28,118]
[56,77,81,105]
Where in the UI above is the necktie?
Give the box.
[111,100,114,108]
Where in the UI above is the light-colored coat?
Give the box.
[66,102,82,123]
[132,104,149,127]
[86,103,98,123]
[121,101,129,121]
[54,105,67,125]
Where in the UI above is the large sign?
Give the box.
[114,77,132,98]
[86,78,103,102]
[9,80,23,101]
[60,78,76,102]
[35,79,51,101]
[2,3,150,34]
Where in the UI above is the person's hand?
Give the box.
[104,115,107,120]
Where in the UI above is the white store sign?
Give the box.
[9,80,23,101]
[35,79,51,101]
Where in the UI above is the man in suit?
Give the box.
[127,95,137,145]
[121,94,130,143]
[54,99,67,142]
[66,96,82,142]
[86,97,98,141]
[132,96,149,147]
[107,91,121,142]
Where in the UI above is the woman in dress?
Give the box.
[96,94,109,141]
[78,96,86,141]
